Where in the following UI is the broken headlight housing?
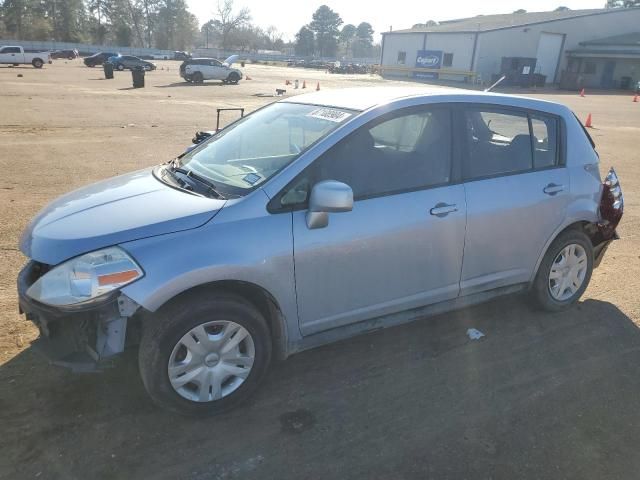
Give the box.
[26,247,143,307]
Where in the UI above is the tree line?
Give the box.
[295,5,375,58]
[0,0,200,49]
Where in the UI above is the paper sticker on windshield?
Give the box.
[243,173,261,185]
[306,108,352,123]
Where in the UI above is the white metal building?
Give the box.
[380,8,640,89]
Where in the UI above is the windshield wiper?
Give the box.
[167,160,226,199]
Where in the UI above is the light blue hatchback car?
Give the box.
[18,87,623,415]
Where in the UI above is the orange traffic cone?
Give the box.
[634,94,638,103]
[316,81,320,91]
[302,80,306,89]
[585,113,593,128]
[580,88,585,97]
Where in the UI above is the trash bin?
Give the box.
[132,66,145,88]
[103,62,114,79]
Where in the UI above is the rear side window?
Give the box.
[462,107,561,180]
[530,114,558,169]
[463,109,532,179]
[2,47,21,53]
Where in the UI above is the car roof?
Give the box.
[282,86,567,115]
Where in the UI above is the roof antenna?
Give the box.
[485,75,506,92]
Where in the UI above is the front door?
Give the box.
[600,61,615,89]
[289,106,467,336]
[459,106,569,294]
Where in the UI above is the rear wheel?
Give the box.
[192,71,204,84]
[116,63,125,71]
[138,292,272,416]
[68,55,74,60]
[532,229,593,311]
[32,58,43,68]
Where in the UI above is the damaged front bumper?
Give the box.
[17,261,140,372]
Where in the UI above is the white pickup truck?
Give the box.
[0,46,51,68]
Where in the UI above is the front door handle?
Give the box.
[430,203,458,217]
[543,183,564,195]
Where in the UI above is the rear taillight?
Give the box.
[599,167,623,239]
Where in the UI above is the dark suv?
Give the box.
[51,49,79,60]
[83,52,119,67]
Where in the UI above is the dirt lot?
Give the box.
[0,60,639,479]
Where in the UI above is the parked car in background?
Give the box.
[17,87,623,416]
[51,49,79,60]
[108,55,156,71]
[174,51,191,61]
[0,46,51,68]
[83,52,119,67]
[179,55,242,84]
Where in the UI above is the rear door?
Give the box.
[458,105,568,294]
[286,105,467,335]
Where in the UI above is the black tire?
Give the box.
[68,55,74,60]
[138,291,272,416]
[192,71,204,84]
[32,58,43,68]
[531,228,594,312]
[116,63,125,71]
[227,72,241,84]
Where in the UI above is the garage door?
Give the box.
[536,33,564,83]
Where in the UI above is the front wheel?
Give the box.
[32,58,43,68]
[138,292,272,416]
[226,72,241,85]
[531,229,594,311]
[116,63,125,71]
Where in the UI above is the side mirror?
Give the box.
[306,181,353,229]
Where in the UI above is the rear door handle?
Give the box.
[543,183,564,195]
[430,203,458,217]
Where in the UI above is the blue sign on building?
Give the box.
[415,50,443,79]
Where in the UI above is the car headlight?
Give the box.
[26,247,143,306]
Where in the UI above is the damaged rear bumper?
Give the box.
[17,261,140,372]
[593,232,618,268]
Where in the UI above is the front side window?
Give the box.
[443,53,454,67]
[397,51,406,64]
[281,107,452,205]
[179,102,355,195]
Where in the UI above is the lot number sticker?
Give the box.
[306,108,352,123]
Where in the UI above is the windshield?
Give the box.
[179,102,356,195]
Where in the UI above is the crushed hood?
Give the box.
[20,168,226,265]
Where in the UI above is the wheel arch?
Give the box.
[531,219,601,283]
[152,280,289,361]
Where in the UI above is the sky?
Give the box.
[186,0,606,42]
